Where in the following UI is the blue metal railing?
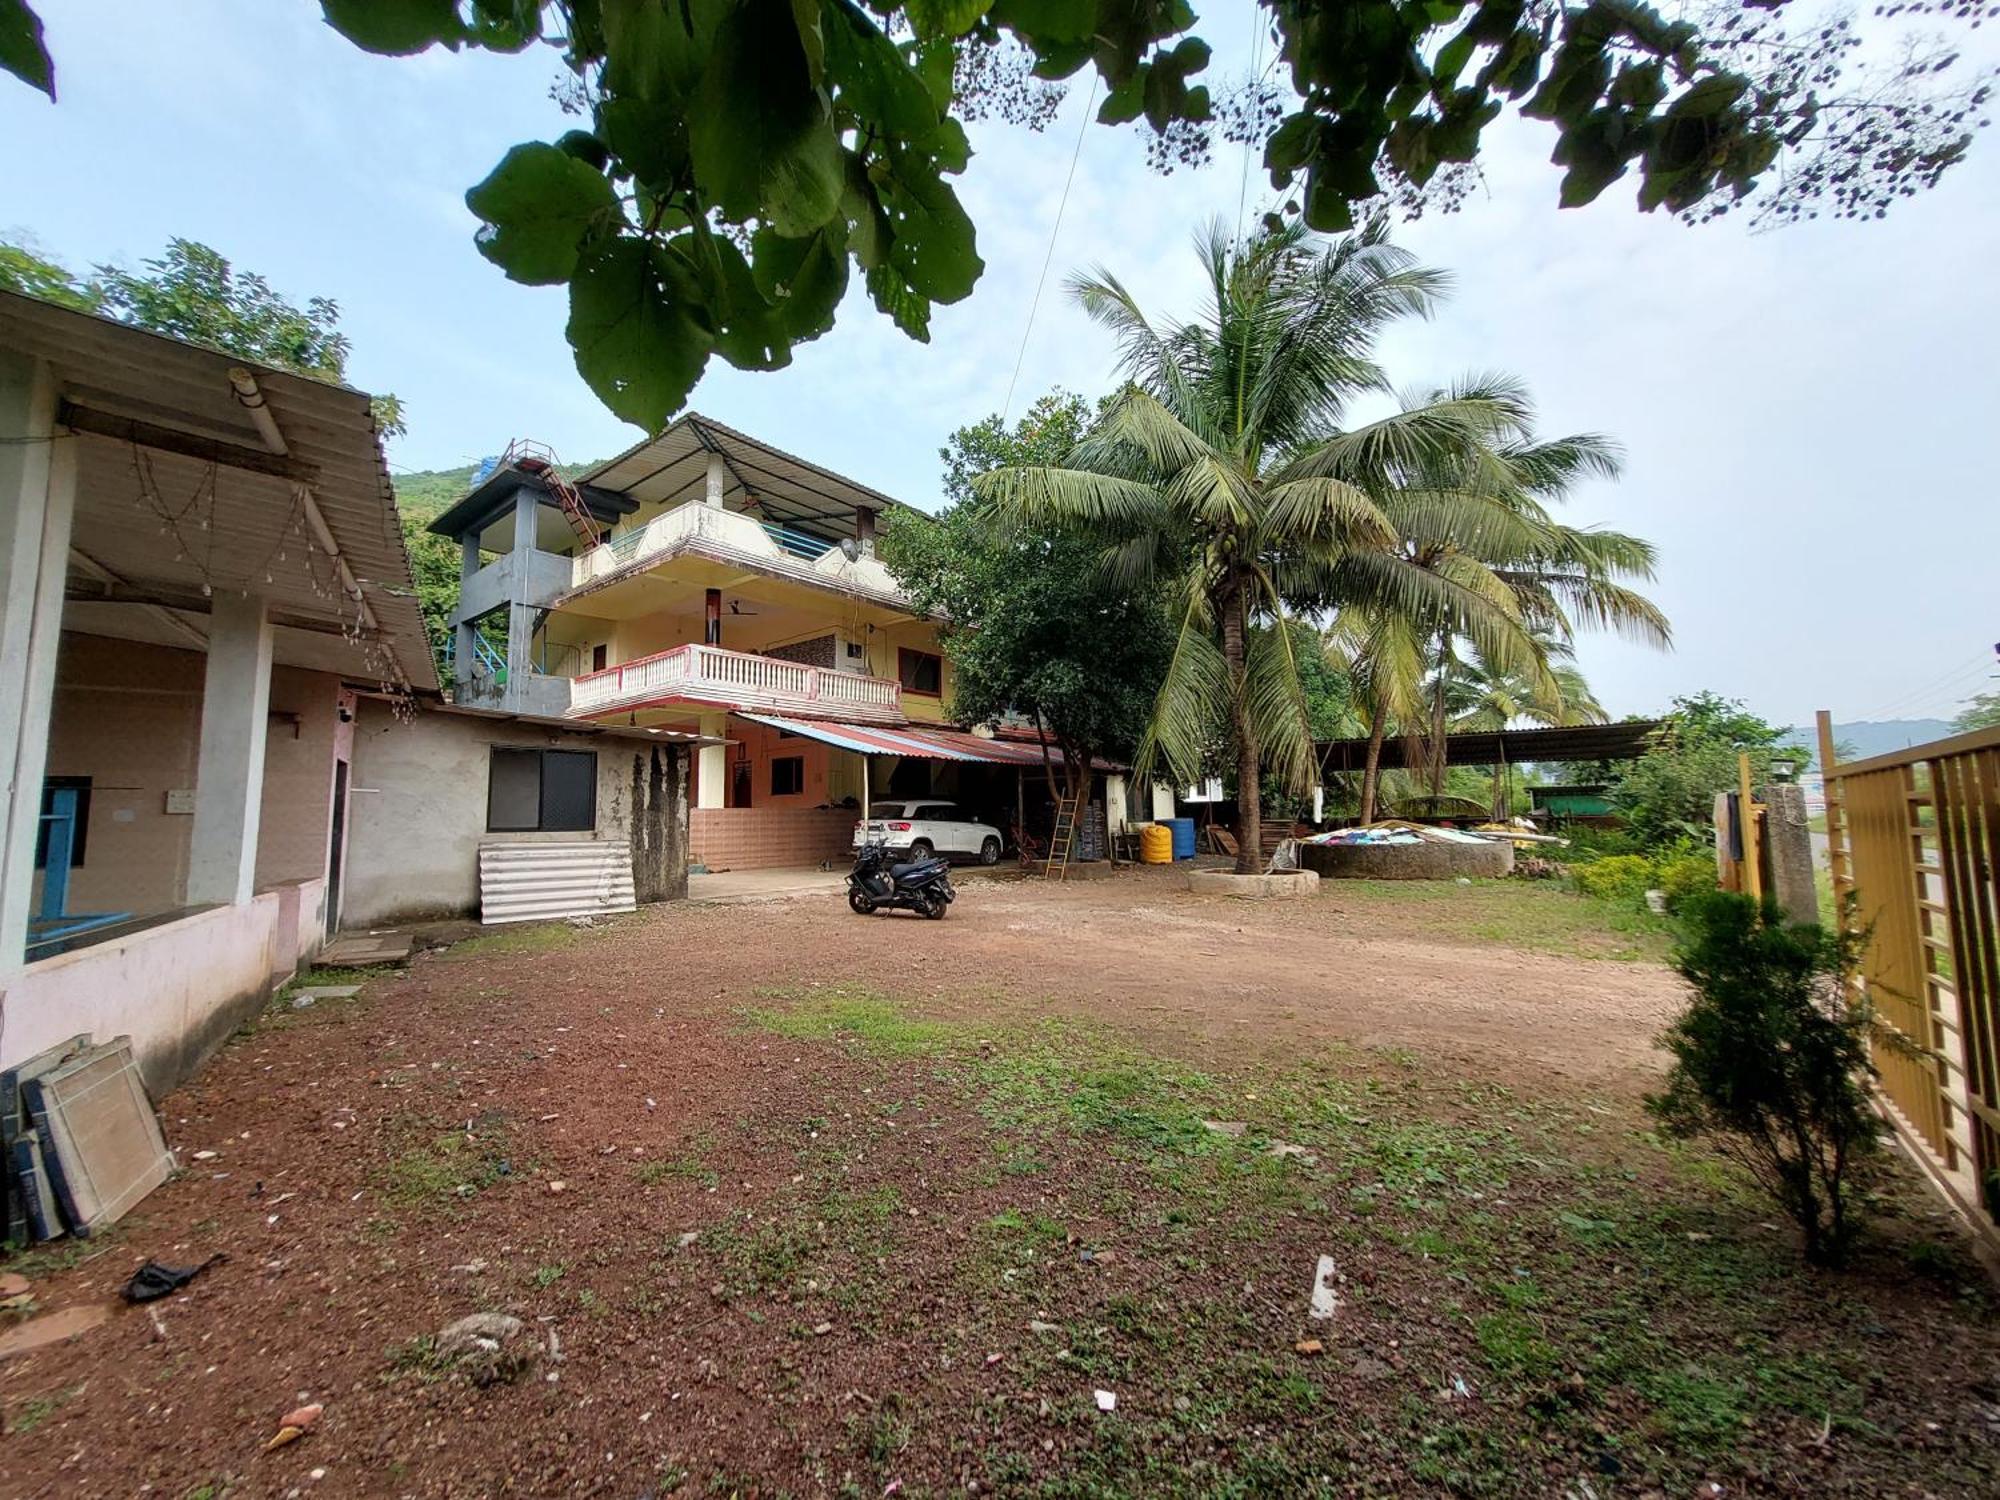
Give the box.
[761,521,834,561]
[442,630,510,684]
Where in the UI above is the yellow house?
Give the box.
[430,414,1100,870]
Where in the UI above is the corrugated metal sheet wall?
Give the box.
[477,840,636,926]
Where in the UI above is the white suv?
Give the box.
[855,800,1005,865]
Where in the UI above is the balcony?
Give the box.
[569,643,904,724]
[565,500,906,609]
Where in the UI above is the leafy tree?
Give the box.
[883,391,1172,806]
[979,222,1543,872]
[1648,891,1880,1267]
[1953,689,2000,734]
[0,235,98,310]
[1322,380,1664,822]
[13,2,1984,430]
[1447,634,1609,819]
[1611,690,1788,849]
[0,235,408,439]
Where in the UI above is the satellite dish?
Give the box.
[839,537,861,562]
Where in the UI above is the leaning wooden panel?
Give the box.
[21,1038,175,1236]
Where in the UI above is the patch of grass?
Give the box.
[635,1136,721,1191]
[1,1224,123,1278]
[747,986,957,1055]
[1328,878,1674,962]
[445,922,581,959]
[9,1384,80,1434]
[378,1124,512,1207]
[382,1334,453,1383]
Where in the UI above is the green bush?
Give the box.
[1659,854,1718,913]
[1648,892,1879,1266]
[1558,826,1649,862]
[1571,854,1657,903]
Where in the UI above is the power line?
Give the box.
[1851,649,1996,723]
[1002,76,1099,427]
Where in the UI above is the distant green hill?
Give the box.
[390,464,482,685]
[391,461,482,524]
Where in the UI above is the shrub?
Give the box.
[1658,854,1719,913]
[1647,892,1880,1266]
[1571,854,1657,904]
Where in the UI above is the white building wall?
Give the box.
[342,701,644,929]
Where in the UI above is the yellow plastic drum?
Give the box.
[1139,823,1174,864]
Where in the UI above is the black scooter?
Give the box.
[847,841,955,919]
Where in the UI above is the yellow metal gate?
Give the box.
[1819,712,2000,1234]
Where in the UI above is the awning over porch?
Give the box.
[737,714,1120,770]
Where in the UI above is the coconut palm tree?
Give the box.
[977,221,1540,872]
[1324,379,1668,818]
[1446,635,1609,818]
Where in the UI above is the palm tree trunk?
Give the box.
[1490,757,1508,822]
[1359,706,1388,824]
[1427,626,1450,798]
[1220,574,1260,875]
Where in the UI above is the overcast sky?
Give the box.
[5,2,1996,728]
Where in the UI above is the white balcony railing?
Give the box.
[568,499,907,606]
[568,642,903,724]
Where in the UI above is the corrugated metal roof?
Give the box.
[1316,720,1664,773]
[739,714,1122,769]
[478,840,637,925]
[583,413,918,543]
[0,290,438,693]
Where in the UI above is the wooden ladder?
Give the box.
[1044,793,1081,880]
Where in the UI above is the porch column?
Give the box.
[187,591,274,906]
[696,712,727,810]
[0,353,76,966]
[703,452,725,508]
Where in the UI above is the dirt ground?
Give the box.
[3,871,1995,1498]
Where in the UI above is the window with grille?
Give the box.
[487,748,597,832]
[898,648,942,696]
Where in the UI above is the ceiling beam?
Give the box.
[58,401,320,483]
[63,578,382,640]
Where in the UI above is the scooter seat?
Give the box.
[890,860,939,881]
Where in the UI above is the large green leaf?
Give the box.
[881,145,983,304]
[824,0,938,136]
[903,0,989,40]
[567,237,714,432]
[600,0,705,101]
[866,262,931,340]
[319,0,464,55]
[750,225,850,342]
[675,229,793,371]
[0,0,52,98]
[597,95,692,188]
[466,143,621,285]
[689,0,843,235]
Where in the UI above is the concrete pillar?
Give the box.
[855,507,877,556]
[188,591,274,906]
[451,536,480,694]
[696,712,727,810]
[513,483,539,553]
[505,599,537,699]
[0,353,76,965]
[1760,781,1820,925]
[703,452,725,508]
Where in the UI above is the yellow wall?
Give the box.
[558,599,953,726]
